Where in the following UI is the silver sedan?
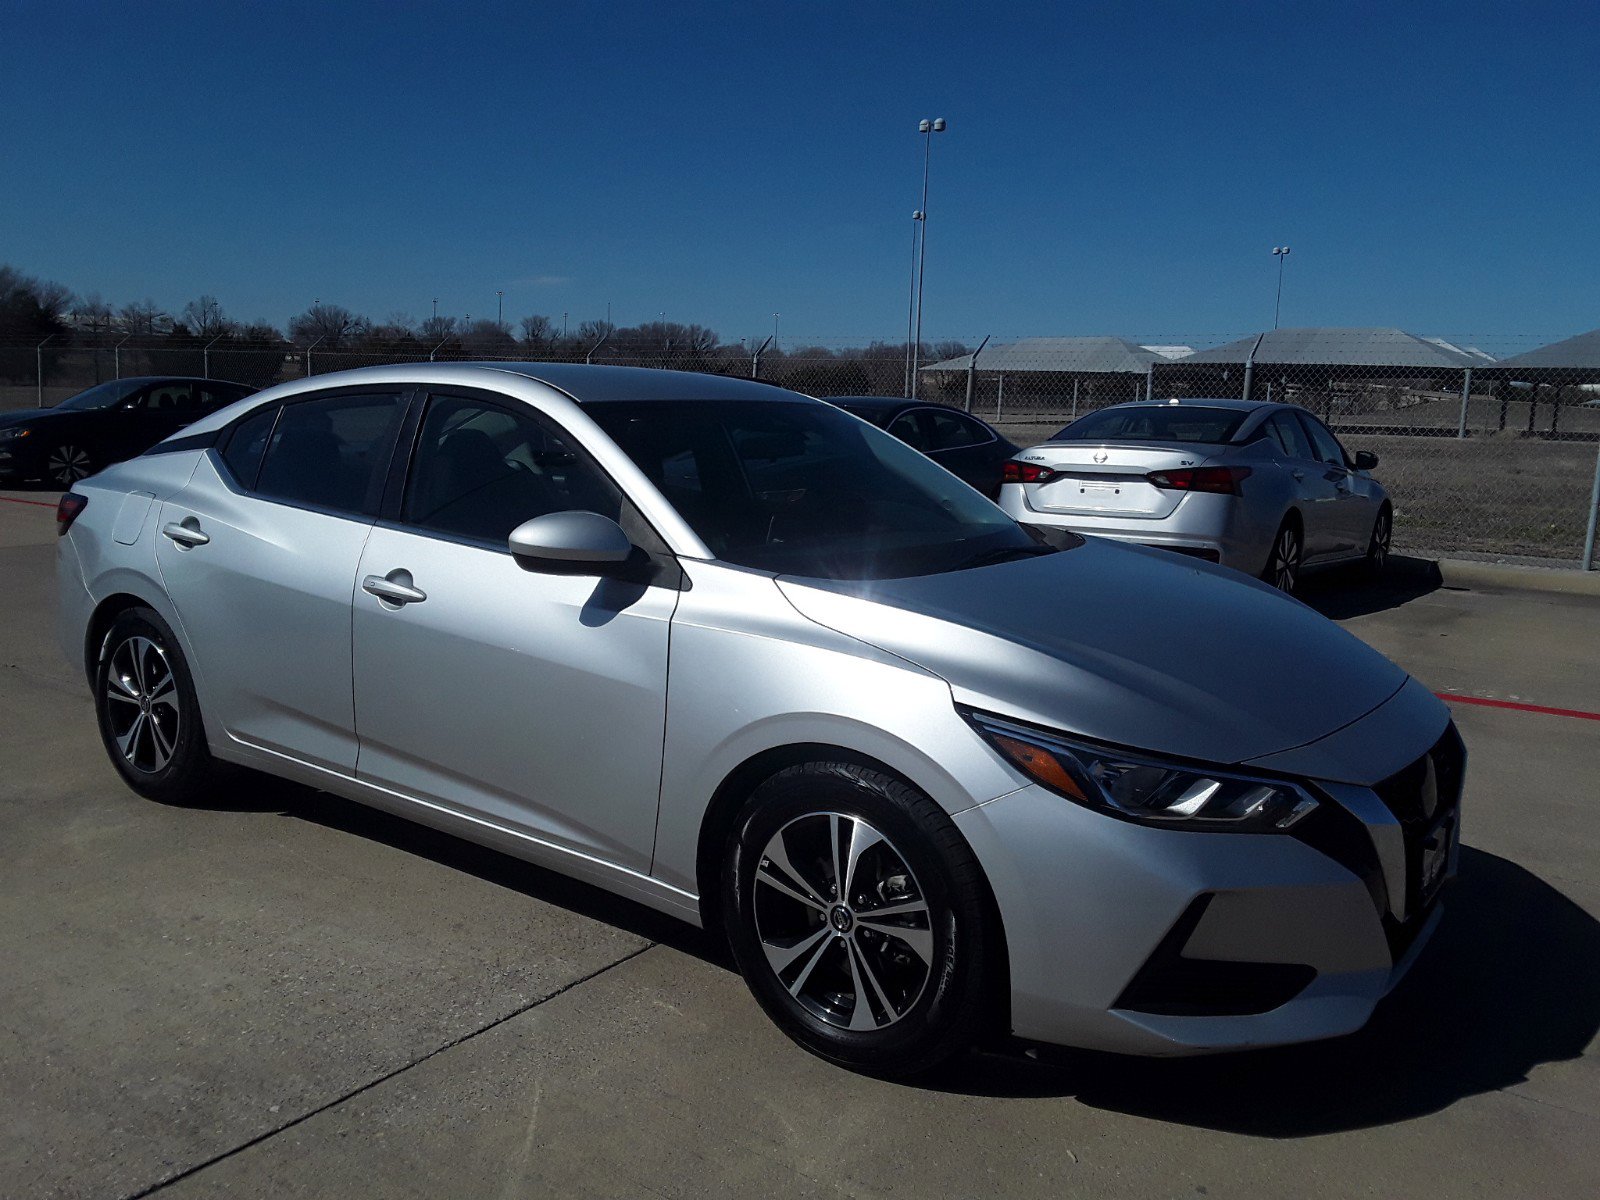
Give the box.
[998,398,1392,591]
[56,364,1458,1075]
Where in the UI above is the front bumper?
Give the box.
[957,713,1462,1056]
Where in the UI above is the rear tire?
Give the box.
[1365,505,1392,575]
[1262,517,1303,594]
[46,443,94,486]
[722,761,995,1077]
[93,607,225,805]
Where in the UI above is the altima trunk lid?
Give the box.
[1015,441,1224,519]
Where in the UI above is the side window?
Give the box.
[254,392,405,515]
[146,383,196,412]
[402,394,620,546]
[1268,413,1315,460]
[922,409,987,450]
[220,405,278,489]
[1299,415,1349,468]
[886,411,929,451]
[197,385,246,411]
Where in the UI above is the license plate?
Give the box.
[1078,483,1121,495]
[1419,815,1455,904]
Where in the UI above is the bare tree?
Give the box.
[118,299,171,337]
[288,303,369,348]
[459,318,518,356]
[519,314,555,348]
[180,295,231,338]
[419,314,457,343]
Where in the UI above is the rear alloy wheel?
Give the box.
[724,762,994,1077]
[1366,506,1392,574]
[46,443,93,485]
[1264,520,1303,594]
[94,607,224,805]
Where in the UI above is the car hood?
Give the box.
[0,410,55,432]
[776,539,1409,767]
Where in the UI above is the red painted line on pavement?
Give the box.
[1437,692,1600,723]
[0,495,55,509]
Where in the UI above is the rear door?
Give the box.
[154,388,409,772]
[1295,412,1368,556]
[1264,412,1342,559]
[914,407,1007,493]
[350,389,677,873]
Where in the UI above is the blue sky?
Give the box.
[2,1,1595,349]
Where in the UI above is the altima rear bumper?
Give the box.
[956,719,1460,1056]
[998,485,1270,574]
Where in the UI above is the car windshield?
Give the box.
[588,399,1041,579]
[1053,405,1247,444]
[53,379,145,411]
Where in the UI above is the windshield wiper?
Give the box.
[954,544,1058,572]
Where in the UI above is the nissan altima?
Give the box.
[56,364,1462,1075]
[998,398,1392,593]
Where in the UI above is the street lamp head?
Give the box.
[932,118,947,132]
[913,210,924,220]
[919,119,931,132]
[1273,246,1291,256]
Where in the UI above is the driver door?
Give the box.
[351,390,680,873]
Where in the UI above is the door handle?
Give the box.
[161,519,209,548]
[362,571,427,606]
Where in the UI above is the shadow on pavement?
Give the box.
[250,776,732,968]
[935,847,1600,1134]
[1298,554,1444,620]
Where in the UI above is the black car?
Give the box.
[823,395,1018,496]
[0,377,255,486]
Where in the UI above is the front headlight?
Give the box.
[966,710,1318,832]
[0,427,32,442]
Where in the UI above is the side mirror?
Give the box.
[1353,450,1379,471]
[508,511,633,572]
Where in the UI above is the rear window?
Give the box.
[1052,405,1247,444]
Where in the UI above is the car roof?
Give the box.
[473,362,796,404]
[85,376,247,387]
[822,395,907,411]
[1092,397,1275,413]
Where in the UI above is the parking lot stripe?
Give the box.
[1437,692,1600,723]
[0,495,55,508]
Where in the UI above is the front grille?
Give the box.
[1375,723,1465,958]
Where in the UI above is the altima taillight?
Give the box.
[1146,466,1252,495]
[1001,460,1059,485]
[56,492,88,536]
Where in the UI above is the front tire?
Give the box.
[723,761,995,1077]
[93,607,224,805]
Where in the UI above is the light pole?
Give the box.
[909,117,947,400]
[905,211,922,396]
[773,312,779,350]
[1272,246,1291,329]
[497,290,504,327]
[432,298,438,322]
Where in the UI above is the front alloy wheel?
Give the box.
[752,811,934,1032]
[725,761,995,1077]
[47,444,93,485]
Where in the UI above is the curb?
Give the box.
[1434,557,1600,597]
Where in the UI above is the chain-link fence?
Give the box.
[5,332,1599,568]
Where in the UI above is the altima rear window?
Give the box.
[1052,406,1247,444]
